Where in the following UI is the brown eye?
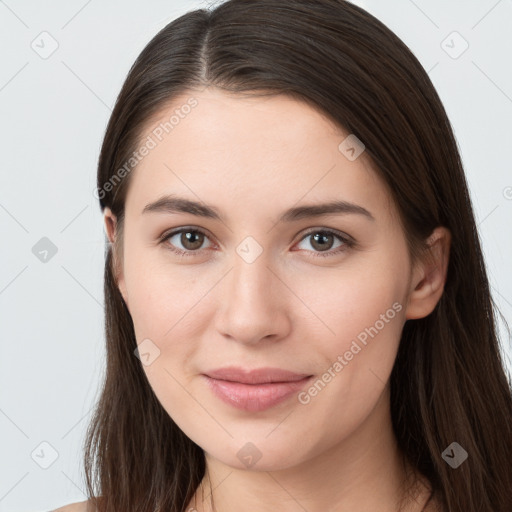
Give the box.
[295,229,354,258]
[161,228,213,256]
[309,232,335,251]
[178,230,205,250]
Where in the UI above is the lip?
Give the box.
[202,367,314,412]
[204,366,311,384]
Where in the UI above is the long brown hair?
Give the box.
[85,1,512,510]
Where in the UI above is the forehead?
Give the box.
[124,87,395,224]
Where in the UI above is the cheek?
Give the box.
[297,251,407,342]
[122,248,216,401]
[290,265,406,449]
[123,256,208,429]
[123,243,200,339]
[291,250,408,408]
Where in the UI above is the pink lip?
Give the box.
[202,367,313,412]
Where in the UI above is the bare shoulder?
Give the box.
[52,498,95,512]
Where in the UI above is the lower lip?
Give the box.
[202,375,313,412]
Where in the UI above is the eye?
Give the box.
[160,227,213,257]
[294,228,354,258]
[159,227,355,258]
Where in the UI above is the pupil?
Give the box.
[313,233,332,251]
[183,231,202,249]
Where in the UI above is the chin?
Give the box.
[203,435,310,472]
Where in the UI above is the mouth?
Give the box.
[203,366,312,384]
[201,373,314,412]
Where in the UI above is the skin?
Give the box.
[103,87,450,512]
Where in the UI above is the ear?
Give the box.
[405,226,451,320]
[103,207,129,306]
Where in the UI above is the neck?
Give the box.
[188,384,432,512]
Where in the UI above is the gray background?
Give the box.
[0,1,511,511]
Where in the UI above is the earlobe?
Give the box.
[405,227,451,320]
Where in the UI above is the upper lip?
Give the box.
[204,366,312,384]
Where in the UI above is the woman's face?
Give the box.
[105,87,426,471]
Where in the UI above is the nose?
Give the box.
[214,250,291,346]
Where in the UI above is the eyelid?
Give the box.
[293,227,354,257]
[298,227,354,245]
[159,226,216,254]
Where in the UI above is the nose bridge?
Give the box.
[215,238,288,343]
[230,239,276,311]
[232,246,272,300]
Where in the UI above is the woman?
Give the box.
[54,0,512,511]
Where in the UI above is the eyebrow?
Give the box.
[141,194,375,222]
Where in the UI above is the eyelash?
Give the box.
[159,226,355,259]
